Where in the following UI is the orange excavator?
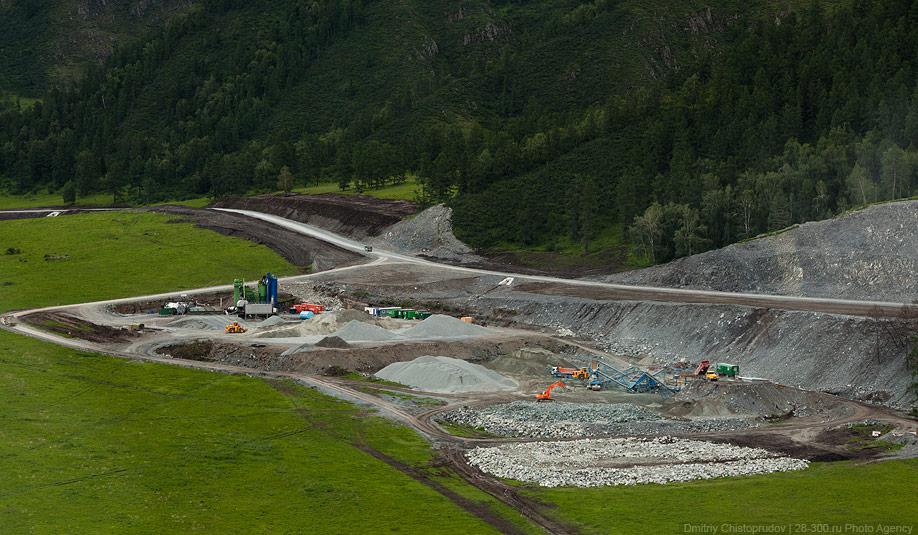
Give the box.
[535,380,566,402]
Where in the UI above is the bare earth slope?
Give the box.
[603,200,918,302]
[212,194,416,239]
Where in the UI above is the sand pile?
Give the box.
[400,315,492,339]
[331,320,400,343]
[375,356,517,393]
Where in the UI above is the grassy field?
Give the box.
[529,459,918,533]
[293,177,419,201]
[0,330,537,533]
[0,191,116,210]
[0,211,297,312]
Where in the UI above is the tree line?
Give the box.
[1,0,917,266]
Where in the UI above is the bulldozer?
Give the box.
[225,322,246,334]
[535,380,565,402]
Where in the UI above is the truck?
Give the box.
[716,363,739,377]
[290,303,325,315]
[551,366,590,380]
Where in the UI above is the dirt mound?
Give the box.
[669,380,847,418]
[331,320,400,342]
[375,356,517,393]
[373,205,482,262]
[211,194,416,238]
[602,200,918,302]
[315,336,351,349]
[25,312,139,343]
[149,205,365,272]
[401,314,492,339]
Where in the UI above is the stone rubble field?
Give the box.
[466,436,809,487]
[442,401,758,439]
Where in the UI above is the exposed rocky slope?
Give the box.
[602,201,918,302]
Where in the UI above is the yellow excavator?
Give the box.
[225,322,246,334]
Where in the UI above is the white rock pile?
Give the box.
[466,436,809,487]
[442,401,756,439]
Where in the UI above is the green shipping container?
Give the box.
[416,311,432,320]
[716,363,739,376]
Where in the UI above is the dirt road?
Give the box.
[217,208,918,319]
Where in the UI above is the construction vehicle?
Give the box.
[364,245,373,253]
[705,370,719,381]
[225,322,246,334]
[290,303,325,315]
[694,360,711,376]
[536,380,565,402]
[550,366,590,380]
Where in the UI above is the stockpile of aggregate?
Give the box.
[375,356,518,393]
[400,315,492,339]
[331,320,401,343]
[443,401,756,439]
[467,436,809,487]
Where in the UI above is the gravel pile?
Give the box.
[442,401,756,439]
[373,205,484,263]
[401,314,492,339]
[375,356,517,393]
[601,200,918,302]
[315,336,351,348]
[257,315,293,328]
[331,320,400,342]
[467,436,809,487]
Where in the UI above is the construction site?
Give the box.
[4,195,918,526]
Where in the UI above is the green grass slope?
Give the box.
[0,211,296,312]
[0,330,524,533]
[531,459,918,533]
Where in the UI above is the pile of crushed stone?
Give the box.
[331,320,400,343]
[467,436,809,487]
[372,204,483,263]
[375,356,517,393]
[315,335,351,349]
[400,315,492,339]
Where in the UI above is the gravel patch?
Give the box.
[467,436,809,487]
[442,401,757,439]
[375,356,517,393]
[400,314,492,339]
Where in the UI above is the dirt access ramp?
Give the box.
[149,205,366,272]
[212,193,416,238]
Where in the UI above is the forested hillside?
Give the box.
[0,0,193,97]
[2,0,918,266]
